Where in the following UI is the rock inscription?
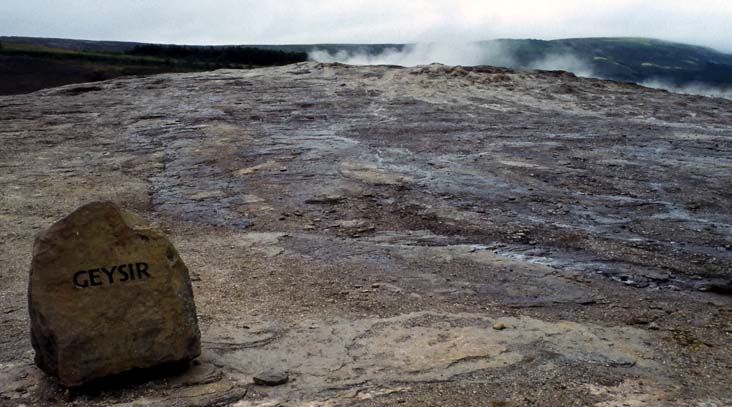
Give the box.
[28,201,201,387]
[72,262,150,287]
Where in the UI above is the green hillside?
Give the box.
[0,39,307,95]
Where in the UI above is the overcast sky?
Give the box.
[3,0,732,52]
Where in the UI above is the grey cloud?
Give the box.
[1,0,730,53]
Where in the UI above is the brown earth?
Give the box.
[1,62,731,406]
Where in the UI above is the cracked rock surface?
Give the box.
[1,62,731,406]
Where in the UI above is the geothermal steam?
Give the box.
[309,42,594,77]
[309,42,731,99]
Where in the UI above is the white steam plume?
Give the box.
[527,54,595,78]
[641,80,732,100]
[309,42,594,77]
[309,42,516,68]
[310,42,732,99]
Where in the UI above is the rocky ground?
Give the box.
[1,62,731,406]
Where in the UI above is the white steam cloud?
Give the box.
[641,80,732,100]
[310,42,513,67]
[310,43,732,99]
[526,54,595,78]
[309,42,594,77]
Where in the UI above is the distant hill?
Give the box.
[0,36,406,56]
[0,36,139,53]
[2,36,732,94]
[0,37,307,95]
[488,37,732,88]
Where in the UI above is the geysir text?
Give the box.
[73,262,151,288]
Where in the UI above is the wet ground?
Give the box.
[1,62,731,406]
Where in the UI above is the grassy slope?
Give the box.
[0,40,305,95]
[0,42,223,95]
[0,36,138,52]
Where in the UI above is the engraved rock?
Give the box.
[28,201,201,387]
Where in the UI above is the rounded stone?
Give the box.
[28,201,201,387]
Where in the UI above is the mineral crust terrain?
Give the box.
[1,62,731,406]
